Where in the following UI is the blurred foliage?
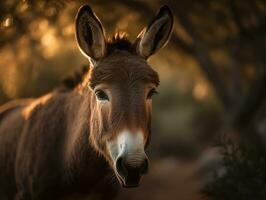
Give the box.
[151,85,223,159]
[202,137,266,200]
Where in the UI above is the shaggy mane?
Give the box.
[58,65,90,91]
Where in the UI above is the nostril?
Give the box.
[140,158,149,174]
[116,156,127,177]
[115,156,149,187]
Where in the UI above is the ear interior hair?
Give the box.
[136,6,174,59]
[75,5,106,61]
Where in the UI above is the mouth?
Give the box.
[114,169,141,188]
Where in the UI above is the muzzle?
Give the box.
[108,130,149,187]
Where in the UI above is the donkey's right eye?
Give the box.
[95,90,109,101]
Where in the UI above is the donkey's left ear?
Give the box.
[136,5,174,59]
[75,5,106,61]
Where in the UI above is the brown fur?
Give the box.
[0,35,159,200]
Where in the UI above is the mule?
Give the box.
[0,4,173,200]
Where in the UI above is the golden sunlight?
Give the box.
[2,65,18,98]
[193,82,208,100]
[41,29,59,58]
[1,15,13,29]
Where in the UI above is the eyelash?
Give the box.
[95,89,109,101]
[147,88,158,99]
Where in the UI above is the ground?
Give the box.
[117,157,205,200]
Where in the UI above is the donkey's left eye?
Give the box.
[147,88,158,99]
[95,90,109,101]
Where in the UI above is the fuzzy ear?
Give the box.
[75,5,106,61]
[136,5,174,59]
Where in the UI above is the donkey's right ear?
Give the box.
[75,5,106,61]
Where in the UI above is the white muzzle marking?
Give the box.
[108,130,146,168]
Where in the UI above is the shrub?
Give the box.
[201,137,266,200]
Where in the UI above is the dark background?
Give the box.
[0,0,266,199]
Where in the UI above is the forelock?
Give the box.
[106,32,136,55]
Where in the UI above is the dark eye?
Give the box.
[147,88,158,99]
[95,90,109,101]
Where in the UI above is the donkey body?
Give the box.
[0,88,117,199]
[0,5,173,200]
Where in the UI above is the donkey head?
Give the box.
[75,4,173,187]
